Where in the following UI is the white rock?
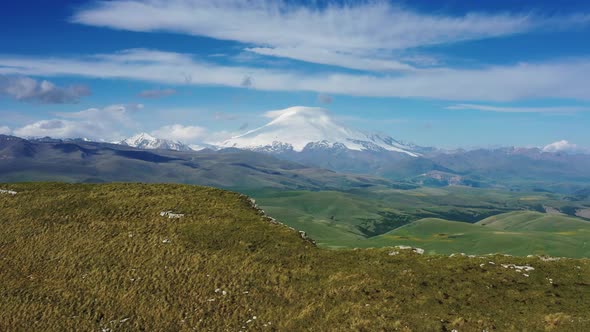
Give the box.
[0,189,17,195]
[160,211,185,219]
[540,256,561,262]
[501,264,534,272]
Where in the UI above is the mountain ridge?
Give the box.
[120,132,193,151]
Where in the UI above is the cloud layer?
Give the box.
[71,0,590,71]
[447,104,590,113]
[542,140,584,153]
[0,75,90,104]
[151,124,207,142]
[13,104,142,140]
[1,49,590,101]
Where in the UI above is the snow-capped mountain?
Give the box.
[120,133,193,151]
[220,106,420,156]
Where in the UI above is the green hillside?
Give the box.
[254,187,590,257]
[369,215,590,258]
[2,183,590,331]
[477,211,590,232]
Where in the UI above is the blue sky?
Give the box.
[0,0,589,149]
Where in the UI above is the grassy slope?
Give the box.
[369,214,590,258]
[254,187,590,256]
[1,183,589,331]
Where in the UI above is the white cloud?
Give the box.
[263,106,328,119]
[138,88,176,98]
[246,47,415,72]
[71,0,590,71]
[447,104,590,113]
[0,126,11,135]
[542,140,582,153]
[151,124,208,143]
[1,49,590,101]
[0,75,90,104]
[13,104,141,141]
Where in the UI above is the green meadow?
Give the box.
[253,186,590,257]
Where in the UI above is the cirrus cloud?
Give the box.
[447,103,590,113]
[1,49,590,101]
[70,0,590,72]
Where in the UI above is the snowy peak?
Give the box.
[120,133,193,151]
[220,106,419,156]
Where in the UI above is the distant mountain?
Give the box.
[220,106,421,156]
[120,133,193,151]
[0,135,407,191]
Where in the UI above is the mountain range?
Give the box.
[0,134,402,191]
[119,132,193,151]
[4,106,590,194]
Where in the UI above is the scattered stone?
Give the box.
[394,246,424,254]
[501,264,535,272]
[388,251,399,256]
[539,256,561,262]
[120,318,130,323]
[298,230,317,246]
[160,211,185,219]
[0,189,17,195]
[162,239,171,244]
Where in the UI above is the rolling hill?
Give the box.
[1,183,589,331]
[254,188,590,257]
[371,212,590,258]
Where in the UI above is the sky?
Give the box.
[0,0,590,150]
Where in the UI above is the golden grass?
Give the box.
[1,183,589,331]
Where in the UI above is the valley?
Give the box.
[252,186,590,257]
